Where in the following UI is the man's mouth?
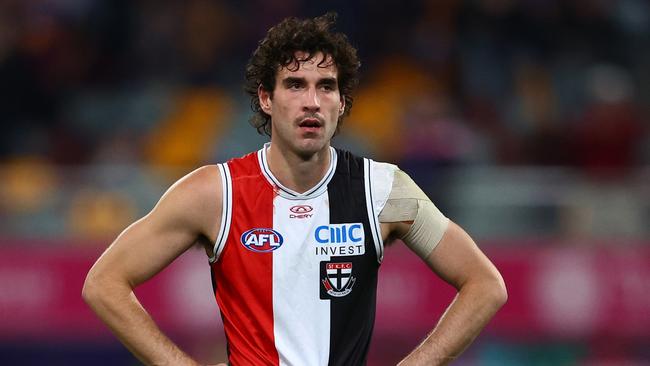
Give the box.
[298,118,323,133]
[299,118,322,128]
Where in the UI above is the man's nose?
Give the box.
[302,86,320,112]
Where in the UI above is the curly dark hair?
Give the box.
[244,12,360,136]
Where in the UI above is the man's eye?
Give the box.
[321,84,334,91]
[289,83,301,89]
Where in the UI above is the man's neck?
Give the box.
[266,143,331,194]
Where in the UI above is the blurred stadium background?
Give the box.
[1,0,649,365]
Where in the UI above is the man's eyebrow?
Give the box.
[281,77,305,86]
[318,77,338,85]
[281,76,338,87]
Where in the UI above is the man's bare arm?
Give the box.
[82,165,222,366]
[396,221,507,365]
[378,168,506,365]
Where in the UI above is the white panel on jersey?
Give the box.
[272,194,331,366]
[370,161,397,215]
[365,160,397,263]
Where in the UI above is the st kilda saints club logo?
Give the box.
[321,262,356,297]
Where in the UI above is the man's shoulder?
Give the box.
[151,165,222,232]
[175,165,222,197]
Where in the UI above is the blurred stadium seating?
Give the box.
[0,0,648,365]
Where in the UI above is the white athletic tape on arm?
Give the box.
[402,200,450,259]
[379,169,449,259]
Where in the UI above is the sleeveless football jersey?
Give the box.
[209,144,396,366]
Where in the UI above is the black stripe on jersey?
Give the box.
[325,149,380,366]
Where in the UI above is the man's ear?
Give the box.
[259,85,272,115]
[339,95,346,116]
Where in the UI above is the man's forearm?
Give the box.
[398,279,507,365]
[82,278,199,366]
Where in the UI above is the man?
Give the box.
[83,13,506,366]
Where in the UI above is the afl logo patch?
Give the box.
[240,228,284,253]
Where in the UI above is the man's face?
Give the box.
[259,51,344,158]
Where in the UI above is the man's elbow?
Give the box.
[82,270,101,307]
[82,268,117,310]
[487,273,508,309]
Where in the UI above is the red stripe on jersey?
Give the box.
[211,153,279,365]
